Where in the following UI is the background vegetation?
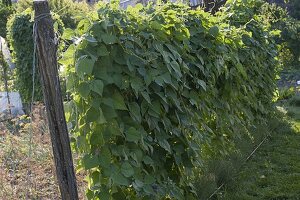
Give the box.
[4,0,90,103]
[0,2,14,38]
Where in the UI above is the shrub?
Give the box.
[281,19,300,68]
[62,2,278,199]
[258,2,300,69]
[7,9,64,103]
[7,0,88,103]
[0,3,14,38]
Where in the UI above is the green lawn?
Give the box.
[220,97,300,199]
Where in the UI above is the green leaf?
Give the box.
[141,91,151,104]
[144,174,155,184]
[150,100,161,115]
[76,55,96,76]
[77,19,91,34]
[97,44,110,56]
[133,179,144,190]
[99,191,110,200]
[143,156,154,165]
[86,189,95,200]
[101,33,117,44]
[85,35,97,44]
[236,62,247,78]
[126,127,141,143]
[99,147,111,168]
[158,139,171,153]
[59,44,75,66]
[121,162,135,177]
[101,103,118,120]
[90,129,105,147]
[112,46,127,65]
[91,80,104,96]
[128,102,141,123]
[107,120,122,136]
[78,82,90,98]
[197,79,207,91]
[112,172,129,186]
[86,107,99,122]
[162,72,172,85]
[112,91,127,110]
[209,26,219,37]
[150,21,162,30]
[99,108,107,124]
[66,75,75,92]
[61,28,75,40]
[131,77,144,96]
[83,154,99,170]
[170,61,182,77]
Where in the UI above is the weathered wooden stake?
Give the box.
[33,1,79,199]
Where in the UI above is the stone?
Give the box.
[0,92,25,116]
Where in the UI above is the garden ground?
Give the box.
[0,104,87,199]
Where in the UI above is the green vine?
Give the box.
[62,1,278,199]
[6,9,64,103]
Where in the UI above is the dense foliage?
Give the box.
[62,1,278,199]
[6,10,39,103]
[16,0,90,28]
[259,2,300,68]
[280,19,300,68]
[6,0,90,103]
[289,0,300,20]
[1,0,11,6]
[6,9,64,103]
[0,3,14,38]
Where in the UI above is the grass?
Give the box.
[0,104,87,199]
[220,95,300,200]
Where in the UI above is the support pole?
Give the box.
[33,1,79,199]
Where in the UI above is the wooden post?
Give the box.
[33,1,79,199]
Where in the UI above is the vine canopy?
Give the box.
[62,1,277,199]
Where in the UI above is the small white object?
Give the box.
[0,92,24,116]
[0,37,15,70]
[297,80,300,85]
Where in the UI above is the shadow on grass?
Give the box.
[216,96,300,200]
[191,92,300,200]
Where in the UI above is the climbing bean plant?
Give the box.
[6,10,41,103]
[0,2,14,38]
[62,2,277,199]
[7,9,64,103]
